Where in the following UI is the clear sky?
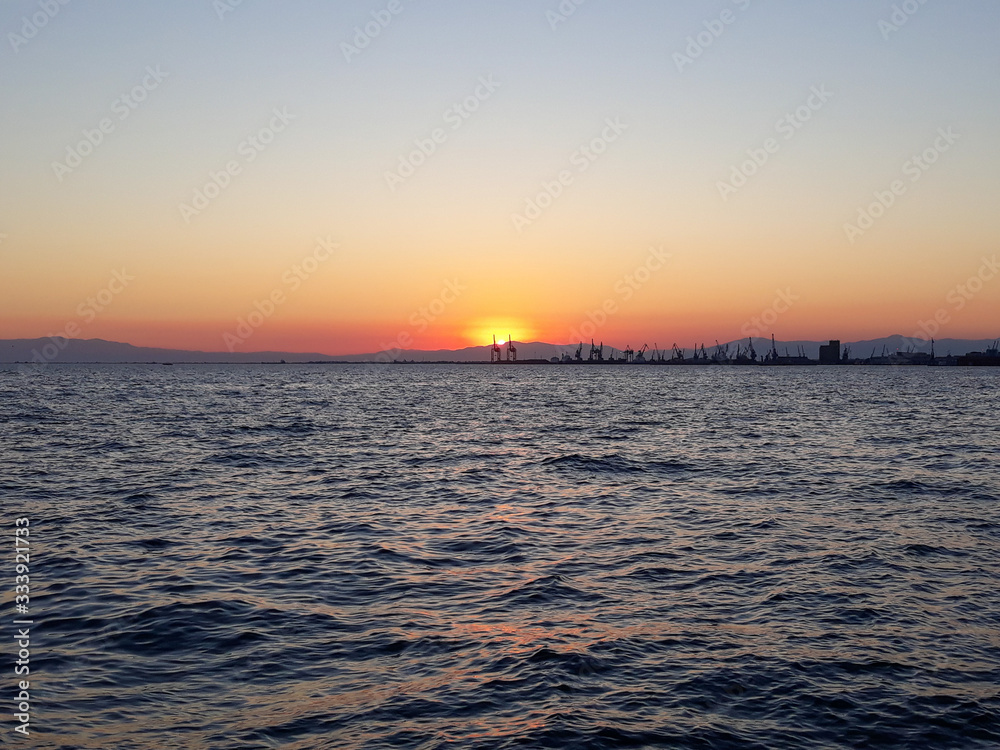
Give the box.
[2,0,998,354]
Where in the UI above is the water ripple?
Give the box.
[4,363,1000,749]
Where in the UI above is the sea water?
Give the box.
[2,364,999,749]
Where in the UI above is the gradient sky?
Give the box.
[2,0,998,354]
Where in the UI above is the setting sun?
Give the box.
[464,319,536,348]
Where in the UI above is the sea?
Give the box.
[2,363,999,749]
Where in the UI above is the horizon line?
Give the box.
[3,332,999,361]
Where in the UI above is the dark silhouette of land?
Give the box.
[3,335,999,366]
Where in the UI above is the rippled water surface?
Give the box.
[3,364,1000,749]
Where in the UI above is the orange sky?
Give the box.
[2,2,998,354]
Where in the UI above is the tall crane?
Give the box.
[506,334,517,362]
[589,339,604,362]
[713,340,730,363]
[491,335,502,363]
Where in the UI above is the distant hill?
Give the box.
[0,335,996,365]
[0,338,337,364]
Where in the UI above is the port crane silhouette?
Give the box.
[589,339,604,362]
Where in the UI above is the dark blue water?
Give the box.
[3,364,1000,749]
